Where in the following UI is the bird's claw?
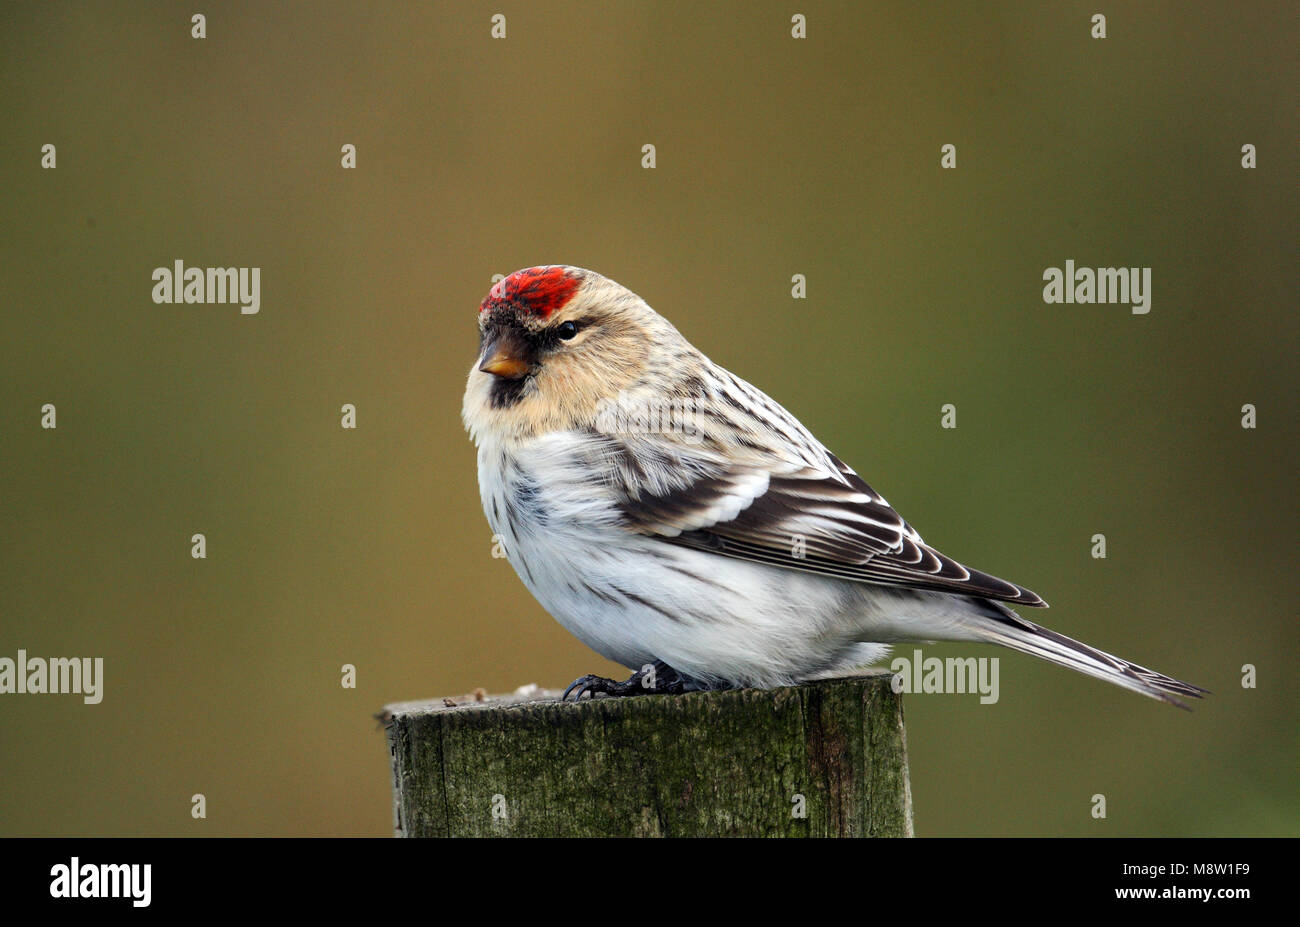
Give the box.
[562,661,720,701]
[562,674,614,701]
[563,673,644,700]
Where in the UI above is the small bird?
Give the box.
[462,266,1206,708]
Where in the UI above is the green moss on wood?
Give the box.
[382,672,912,837]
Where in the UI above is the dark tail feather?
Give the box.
[973,601,1210,709]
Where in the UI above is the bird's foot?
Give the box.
[562,660,713,700]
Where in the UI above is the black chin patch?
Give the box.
[488,374,531,409]
[479,315,546,409]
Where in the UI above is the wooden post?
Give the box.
[380,671,913,837]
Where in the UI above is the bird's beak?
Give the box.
[477,328,532,379]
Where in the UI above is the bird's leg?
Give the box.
[562,660,724,700]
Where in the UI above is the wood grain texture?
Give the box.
[381,672,912,837]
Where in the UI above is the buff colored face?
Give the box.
[467,266,653,436]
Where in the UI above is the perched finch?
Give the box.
[462,266,1205,707]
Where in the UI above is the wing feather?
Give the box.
[580,369,1046,607]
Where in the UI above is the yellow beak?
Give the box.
[478,329,532,379]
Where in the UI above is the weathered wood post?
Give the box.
[381,671,912,837]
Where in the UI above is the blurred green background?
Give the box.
[1,1,1296,837]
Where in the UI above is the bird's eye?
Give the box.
[557,321,579,341]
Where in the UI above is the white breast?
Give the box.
[473,432,895,687]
